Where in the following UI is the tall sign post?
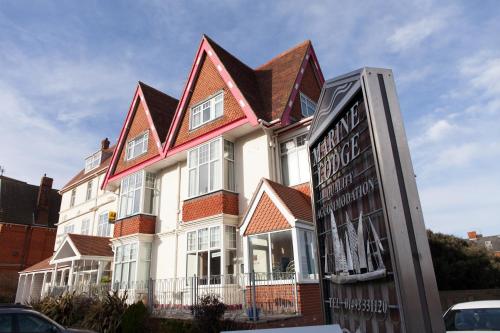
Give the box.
[308,68,444,332]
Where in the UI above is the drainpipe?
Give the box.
[258,120,278,182]
[173,162,182,278]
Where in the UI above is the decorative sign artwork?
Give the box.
[308,68,444,333]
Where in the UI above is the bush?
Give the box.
[121,301,149,333]
[191,294,227,333]
[82,290,129,333]
[158,318,193,333]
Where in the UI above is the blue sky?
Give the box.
[1,0,499,237]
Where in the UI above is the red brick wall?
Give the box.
[173,55,246,147]
[0,223,56,299]
[289,59,322,122]
[113,214,156,238]
[115,101,159,174]
[245,283,324,327]
[182,190,238,222]
[244,193,290,236]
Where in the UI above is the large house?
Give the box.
[17,35,325,326]
[0,174,60,301]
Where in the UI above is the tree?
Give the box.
[427,230,500,290]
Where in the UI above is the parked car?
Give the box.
[0,304,95,333]
[444,300,500,332]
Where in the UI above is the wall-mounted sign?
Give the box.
[308,68,444,333]
[108,211,117,223]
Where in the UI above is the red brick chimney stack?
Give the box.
[101,137,110,150]
[35,174,53,225]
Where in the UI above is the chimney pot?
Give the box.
[101,138,110,150]
[467,231,477,240]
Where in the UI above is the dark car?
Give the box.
[0,304,95,333]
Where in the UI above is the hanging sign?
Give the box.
[308,68,444,333]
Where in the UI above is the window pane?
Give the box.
[198,163,209,194]
[17,314,56,333]
[202,102,211,122]
[187,232,196,251]
[192,111,201,128]
[132,189,141,214]
[210,250,221,279]
[187,253,197,277]
[214,97,223,118]
[210,160,220,191]
[210,226,220,248]
[129,261,136,285]
[249,234,270,274]
[225,226,236,249]
[297,147,309,183]
[122,262,129,285]
[210,139,220,161]
[199,144,209,163]
[270,231,294,274]
[0,314,14,332]
[198,252,208,278]
[144,188,154,214]
[189,169,197,197]
[225,160,235,191]
[114,264,122,285]
[301,230,316,276]
[198,228,208,250]
[226,249,236,275]
[224,140,234,160]
[189,149,198,167]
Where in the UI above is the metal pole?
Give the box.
[251,271,257,321]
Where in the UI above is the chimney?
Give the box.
[101,137,110,150]
[467,231,477,240]
[35,174,53,225]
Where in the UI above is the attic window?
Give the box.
[300,93,317,117]
[190,92,223,130]
[125,132,149,161]
[85,151,102,173]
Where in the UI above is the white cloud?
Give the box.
[387,12,448,52]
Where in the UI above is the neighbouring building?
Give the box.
[0,174,61,301]
[15,139,117,303]
[467,231,500,257]
[18,35,325,326]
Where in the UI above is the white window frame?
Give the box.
[248,229,295,281]
[85,151,102,173]
[299,92,317,117]
[190,92,224,130]
[85,180,93,201]
[186,226,223,283]
[280,133,309,186]
[125,131,149,161]
[69,189,76,208]
[113,243,138,289]
[118,170,159,219]
[63,224,75,235]
[187,138,235,198]
[97,211,111,237]
[81,218,90,235]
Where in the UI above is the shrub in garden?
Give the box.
[191,294,227,333]
[82,290,128,333]
[121,301,149,333]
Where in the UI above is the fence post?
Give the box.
[293,273,299,315]
[147,278,153,314]
[251,271,257,321]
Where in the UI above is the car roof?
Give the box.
[451,300,500,310]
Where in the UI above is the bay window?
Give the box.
[186,226,222,284]
[113,242,151,289]
[125,131,149,161]
[188,138,235,198]
[118,170,159,219]
[280,134,310,186]
[249,230,294,279]
[190,92,223,129]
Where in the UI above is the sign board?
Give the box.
[308,68,444,332]
[108,211,117,223]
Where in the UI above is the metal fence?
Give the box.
[46,273,298,321]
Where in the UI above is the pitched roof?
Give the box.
[139,81,179,144]
[0,176,60,227]
[204,35,263,116]
[264,179,313,222]
[61,145,115,191]
[68,233,113,257]
[255,41,311,122]
[20,256,54,273]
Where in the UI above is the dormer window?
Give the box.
[84,151,102,173]
[190,92,223,130]
[126,131,149,161]
[300,93,317,117]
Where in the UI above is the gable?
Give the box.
[52,240,77,261]
[114,101,160,174]
[172,55,247,148]
[289,59,322,122]
[244,192,291,236]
